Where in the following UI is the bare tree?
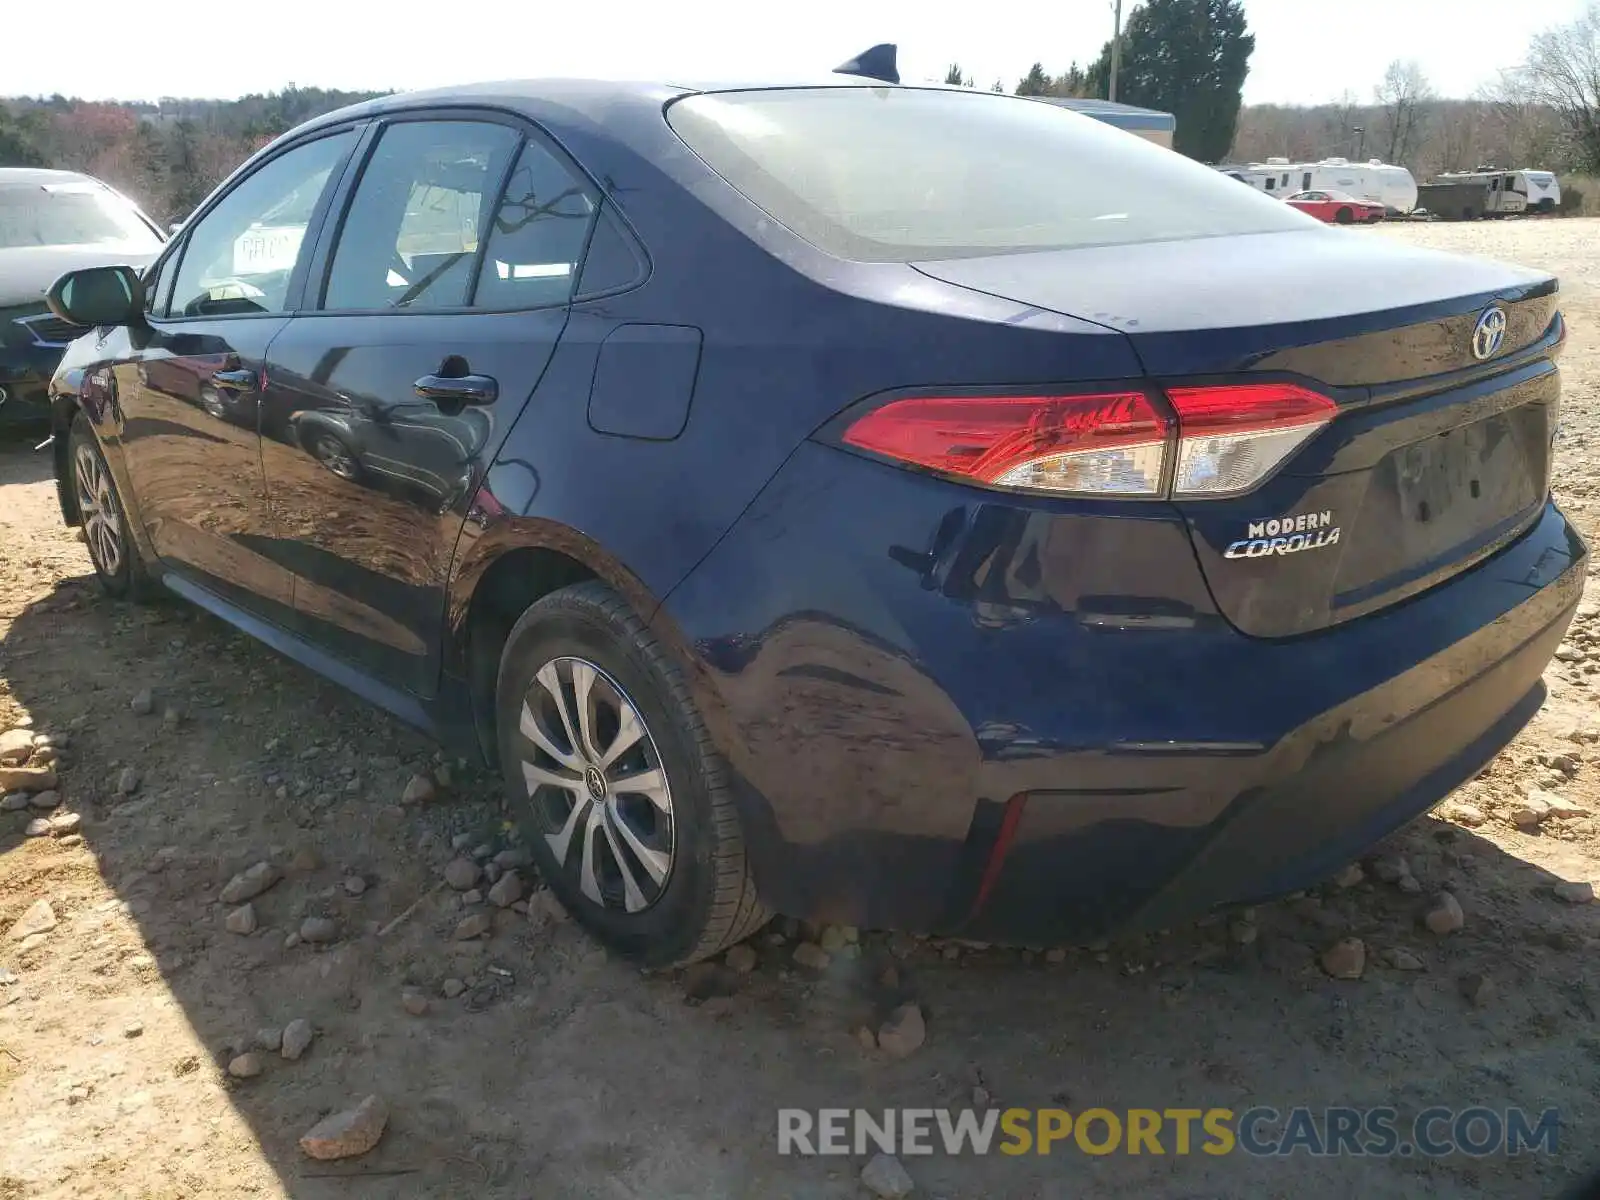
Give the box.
[1375,60,1435,163]
[1521,2,1600,171]
[1477,70,1566,170]
[1333,89,1362,156]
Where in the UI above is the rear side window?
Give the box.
[472,139,596,309]
[668,88,1315,262]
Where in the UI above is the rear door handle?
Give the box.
[414,373,498,407]
[212,368,257,392]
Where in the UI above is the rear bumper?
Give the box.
[973,519,1579,941]
[663,442,1588,941]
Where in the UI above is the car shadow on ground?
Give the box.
[4,569,1600,1199]
[0,434,57,489]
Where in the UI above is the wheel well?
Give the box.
[464,547,597,766]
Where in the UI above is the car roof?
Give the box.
[291,77,1053,137]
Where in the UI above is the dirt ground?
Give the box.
[3,218,1600,1200]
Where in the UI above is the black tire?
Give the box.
[496,581,768,966]
[67,412,156,602]
[1335,207,1353,225]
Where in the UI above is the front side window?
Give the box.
[322,120,519,311]
[167,131,356,318]
[0,181,161,251]
[472,139,596,309]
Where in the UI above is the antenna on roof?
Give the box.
[833,44,900,85]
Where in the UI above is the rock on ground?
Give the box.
[1553,880,1595,904]
[792,942,831,970]
[1332,863,1364,888]
[877,1003,927,1058]
[861,1152,915,1198]
[0,727,34,765]
[444,858,479,891]
[114,767,140,795]
[300,917,337,944]
[1384,947,1426,971]
[228,1052,263,1079]
[0,765,57,793]
[527,889,569,926]
[221,862,281,905]
[1321,938,1366,980]
[1512,794,1551,828]
[1372,856,1409,884]
[1460,972,1496,1007]
[725,944,758,974]
[8,899,58,941]
[1424,892,1465,935]
[27,789,58,810]
[299,1095,389,1161]
[488,870,523,908]
[224,904,258,935]
[401,774,436,805]
[281,1018,314,1060]
[454,912,492,940]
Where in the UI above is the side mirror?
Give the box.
[169,221,184,235]
[45,265,144,329]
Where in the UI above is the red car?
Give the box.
[1285,189,1386,224]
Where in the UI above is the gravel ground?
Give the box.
[2,218,1600,1200]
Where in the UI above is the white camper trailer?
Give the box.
[1218,157,1418,215]
[1518,170,1561,212]
[1435,170,1528,216]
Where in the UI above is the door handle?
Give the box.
[414,373,497,407]
[212,368,257,392]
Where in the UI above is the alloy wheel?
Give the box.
[517,656,675,913]
[74,444,124,578]
[312,434,360,481]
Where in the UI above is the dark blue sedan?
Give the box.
[42,78,1585,965]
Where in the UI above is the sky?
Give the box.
[4,0,1588,106]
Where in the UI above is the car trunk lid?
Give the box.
[914,231,1562,637]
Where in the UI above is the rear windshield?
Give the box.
[0,182,160,251]
[666,87,1315,262]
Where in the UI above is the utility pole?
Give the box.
[1109,0,1123,102]
[1354,126,1366,159]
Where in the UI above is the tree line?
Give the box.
[0,86,386,224]
[3,0,1598,224]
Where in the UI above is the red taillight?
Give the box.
[840,382,1336,499]
[841,392,1171,496]
[1166,383,1336,497]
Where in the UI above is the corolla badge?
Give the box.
[1224,510,1341,559]
[1471,305,1508,361]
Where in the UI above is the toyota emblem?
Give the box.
[1471,306,1508,361]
